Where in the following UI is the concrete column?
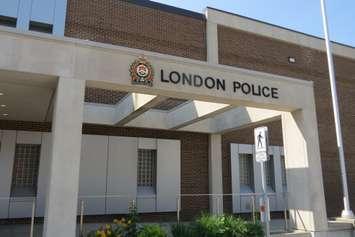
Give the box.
[272,147,285,211]
[53,0,68,36]
[281,98,328,234]
[0,130,16,219]
[17,0,32,30]
[209,134,223,214]
[43,78,85,237]
[206,20,219,64]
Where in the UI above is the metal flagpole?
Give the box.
[320,0,354,218]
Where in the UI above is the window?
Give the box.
[239,154,254,191]
[265,155,275,191]
[137,149,157,194]
[29,21,53,34]
[11,144,41,197]
[0,15,17,28]
[281,155,287,186]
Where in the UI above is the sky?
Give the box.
[153,0,355,47]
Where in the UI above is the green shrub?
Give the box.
[244,222,264,237]
[171,223,195,237]
[223,215,247,236]
[195,214,225,237]
[194,214,264,237]
[137,225,167,237]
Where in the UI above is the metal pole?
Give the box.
[320,0,354,219]
[176,196,180,223]
[216,195,219,215]
[218,195,221,215]
[261,162,270,237]
[251,195,256,223]
[80,200,84,237]
[213,196,217,215]
[30,198,36,237]
[283,193,288,231]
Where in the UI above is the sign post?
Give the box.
[254,126,270,237]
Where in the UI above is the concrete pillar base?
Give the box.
[341,210,355,219]
[43,78,85,237]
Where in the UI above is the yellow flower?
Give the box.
[96,230,106,237]
[106,224,111,229]
[113,219,118,224]
[107,230,111,235]
[121,217,126,222]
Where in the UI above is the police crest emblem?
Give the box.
[130,57,154,86]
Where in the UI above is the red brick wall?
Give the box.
[65,0,207,61]
[85,87,128,105]
[0,120,51,132]
[218,26,355,217]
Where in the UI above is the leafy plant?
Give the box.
[171,223,195,237]
[137,224,167,237]
[194,214,225,237]
[87,200,139,237]
[244,221,264,237]
[87,223,123,237]
[87,203,263,237]
[194,213,264,237]
[223,215,247,236]
[127,200,139,237]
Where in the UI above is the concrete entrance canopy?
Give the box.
[1,28,310,111]
[0,27,329,236]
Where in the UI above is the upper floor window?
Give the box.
[0,15,17,28]
[11,144,41,197]
[29,21,53,34]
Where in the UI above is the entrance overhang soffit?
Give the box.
[84,99,235,131]
[179,107,282,133]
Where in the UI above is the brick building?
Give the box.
[0,1,355,236]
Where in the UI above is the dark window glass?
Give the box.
[11,144,41,197]
[0,15,17,28]
[29,21,53,34]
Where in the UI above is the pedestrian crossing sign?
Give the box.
[254,126,269,162]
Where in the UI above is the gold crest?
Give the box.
[130,57,154,86]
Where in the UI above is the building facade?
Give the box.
[0,0,355,236]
